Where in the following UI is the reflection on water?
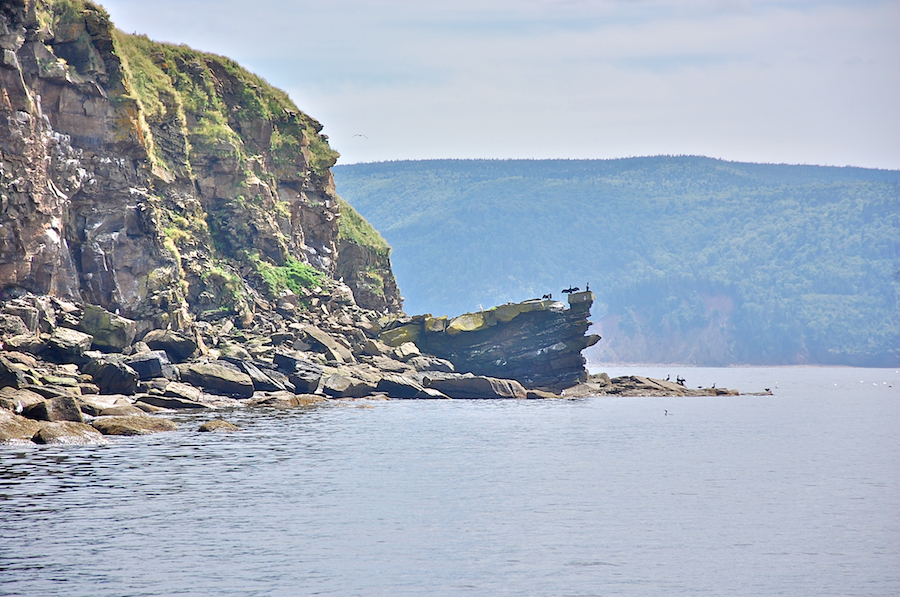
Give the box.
[1,367,898,596]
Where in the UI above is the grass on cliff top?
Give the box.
[337,196,390,255]
[111,30,338,174]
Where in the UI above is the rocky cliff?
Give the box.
[0,0,606,435]
[0,0,401,329]
[377,291,601,391]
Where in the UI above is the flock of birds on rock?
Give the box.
[543,283,590,300]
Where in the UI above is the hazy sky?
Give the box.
[100,0,899,169]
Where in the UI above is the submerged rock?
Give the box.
[197,419,241,433]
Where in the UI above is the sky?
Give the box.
[99,0,899,170]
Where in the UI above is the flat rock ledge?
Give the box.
[564,373,759,398]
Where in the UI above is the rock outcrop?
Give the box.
[379,291,601,391]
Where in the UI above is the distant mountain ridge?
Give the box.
[333,157,900,366]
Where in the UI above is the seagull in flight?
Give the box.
[352,134,368,139]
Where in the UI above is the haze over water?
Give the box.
[2,366,897,596]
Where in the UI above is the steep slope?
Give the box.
[334,158,900,366]
[0,0,401,332]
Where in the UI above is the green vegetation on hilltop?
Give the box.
[334,157,900,366]
[112,30,339,176]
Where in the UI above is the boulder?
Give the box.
[361,338,391,356]
[0,313,29,336]
[1,351,38,369]
[0,386,46,412]
[393,341,421,362]
[81,357,139,395]
[322,373,378,398]
[248,392,324,408]
[47,327,93,362]
[32,421,108,445]
[76,394,134,416]
[299,325,354,363]
[136,395,208,410]
[22,385,77,400]
[78,305,137,351]
[161,381,204,402]
[222,358,286,392]
[0,409,43,443]
[274,351,323,393]
[422,372,527,399]
[367,355,412,373]
[2,304,39,333]
[142,329,198,363]
[22,395,84,423]
[0,355,29,389]
[177,363,254,398]
[526,389,562,399]
[124,350,177,381]
[92,415,178,436]
[375,373,427,399]
[407,355,455,373]
[197,419,241,432]
[379,323,420,347]
[3,334,47,355]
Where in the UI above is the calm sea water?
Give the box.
[1,366,898,597]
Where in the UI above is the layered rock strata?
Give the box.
[378,291,601,391]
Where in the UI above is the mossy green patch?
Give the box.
[252,255,325,297]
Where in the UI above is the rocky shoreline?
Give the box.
[563,372,766,398]
[0,289,583,445]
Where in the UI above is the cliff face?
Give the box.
[0,0,401,330]
[378,292,601,391]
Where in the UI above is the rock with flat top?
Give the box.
[92,415,178,436]
[79,305,137,351]
[32,421,108,445]
[248,391,324,408]
[421,372,527,399]
[22,395,84,423]
[47,327,93,362]
[177,363,254,398]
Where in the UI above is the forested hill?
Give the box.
[333,157,900,366]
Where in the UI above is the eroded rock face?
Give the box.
[385,292,601,391]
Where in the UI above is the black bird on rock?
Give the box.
[542,293,552,300]
[562,286,580,294]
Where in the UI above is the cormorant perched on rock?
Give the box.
[542,293,552,300]
[586,282,590,291]
[666,374,670,381]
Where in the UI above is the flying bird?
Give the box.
[352,134,368,139]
